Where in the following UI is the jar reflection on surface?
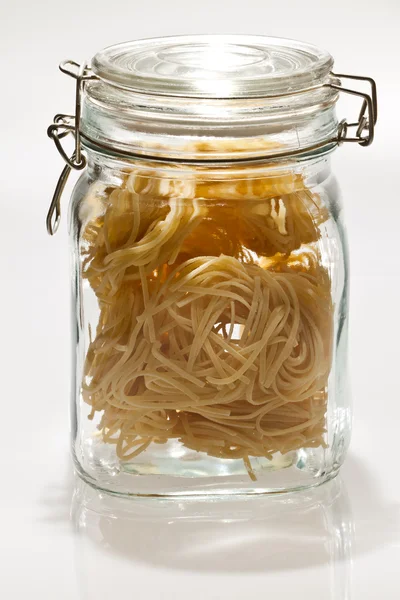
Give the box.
[71,476,353,600]
[70,151,350,497]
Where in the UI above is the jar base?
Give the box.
[74,465,340,499]
[73,439,341,499]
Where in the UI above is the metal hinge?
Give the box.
[46,61,97,235]
[330,72,378,147]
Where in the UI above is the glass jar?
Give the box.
[47,35,377,498]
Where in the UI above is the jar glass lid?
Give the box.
[91,35,334,98]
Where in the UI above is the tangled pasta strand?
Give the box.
[81,165,333,478]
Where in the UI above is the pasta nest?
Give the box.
[84,255,332,463]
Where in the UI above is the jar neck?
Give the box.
[86,148,333,190]
[81,79,339,162]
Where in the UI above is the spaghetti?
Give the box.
[81,164,333,478]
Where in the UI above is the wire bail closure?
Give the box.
[46,63,378,235]
[46,61,96,235]
[330,73,377,147]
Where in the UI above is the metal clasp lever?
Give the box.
[330,73,378,147]
[46,61,96,235]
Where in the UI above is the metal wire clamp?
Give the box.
[330,73,377,146]
[46,61,96,235]
[46,64,377,235]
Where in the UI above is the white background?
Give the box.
[1,1,399,598]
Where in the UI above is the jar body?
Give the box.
[69,150,350,497]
